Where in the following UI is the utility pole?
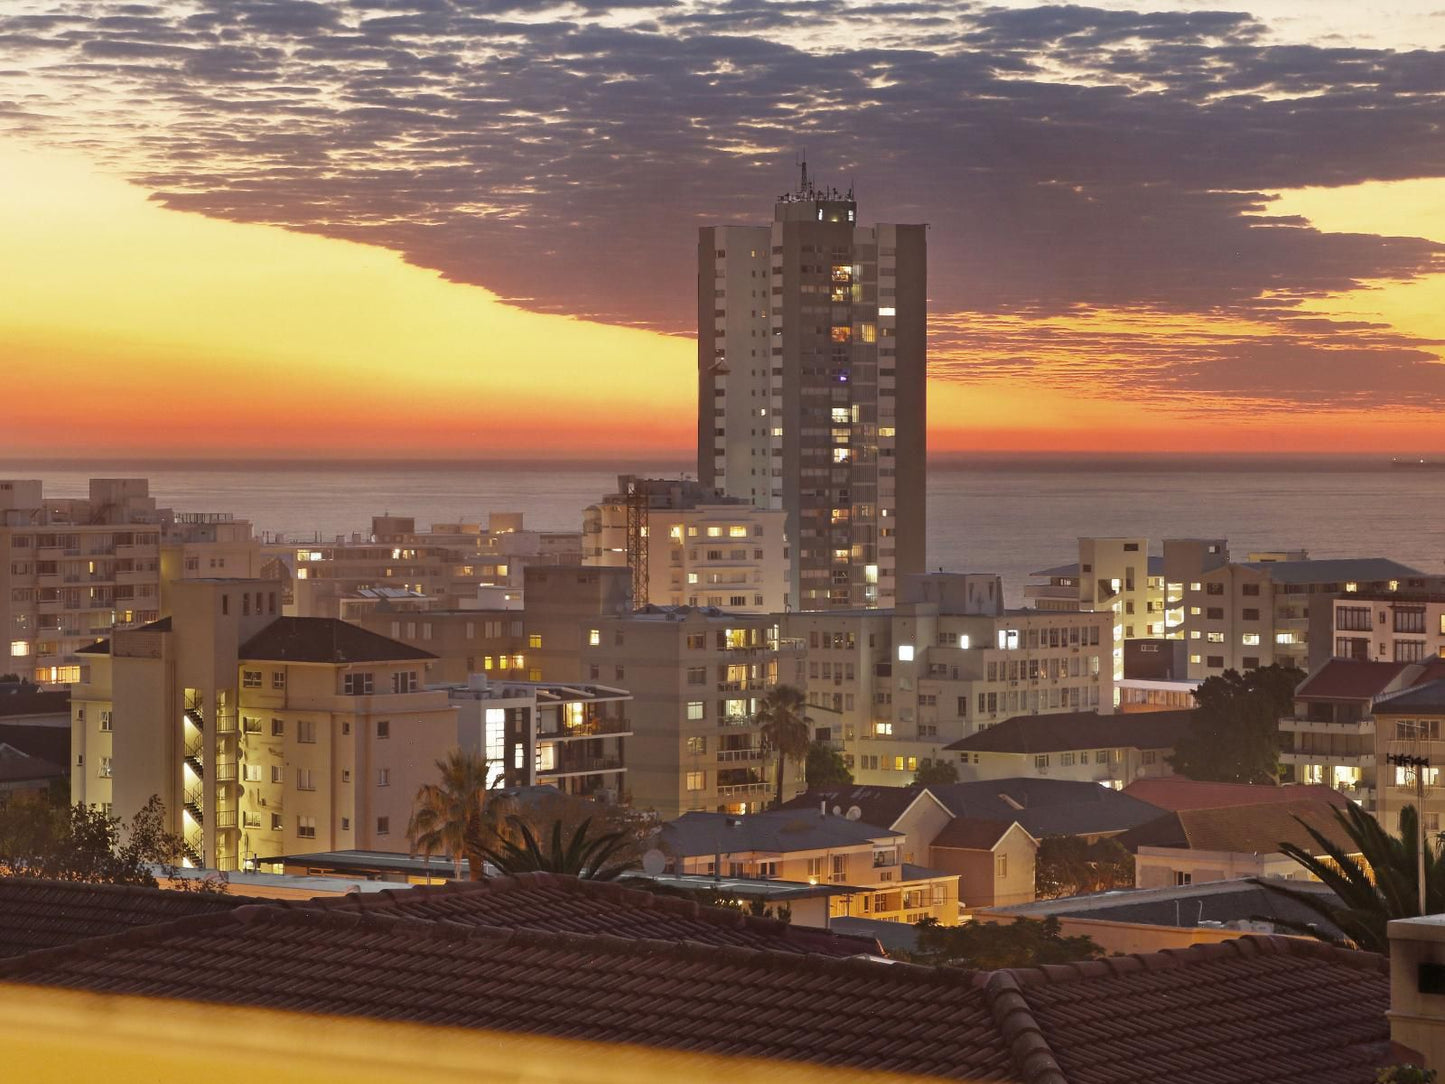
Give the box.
[1389,752,1431,915]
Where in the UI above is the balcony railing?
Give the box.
[539,756,623,776]
[716,782,770,797]
[716,748,764,763]
[538,718,631,740]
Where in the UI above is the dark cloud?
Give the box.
[3,0,1445,408]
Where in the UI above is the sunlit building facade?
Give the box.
[698,169,926,611]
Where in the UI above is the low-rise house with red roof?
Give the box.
[943,709,1192,788]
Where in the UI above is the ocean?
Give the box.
[6,457,1443,603]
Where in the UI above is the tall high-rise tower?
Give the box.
[698,166,926,610]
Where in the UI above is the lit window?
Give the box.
[588,629,600,646]
[9,641,29,658]
[897,645,914,662]
[528,633,542,649]
[686,771,705,791]
[706,527,723,538]
[729,526,748,538]
[686,701,705,720]
[1242,633,1261,646]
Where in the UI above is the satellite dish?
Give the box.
[831,805,842,816]
[641,848,667,876]
[845,806,862,821]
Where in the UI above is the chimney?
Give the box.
[820,800,827,818]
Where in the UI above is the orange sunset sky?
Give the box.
[2,1,1444,459]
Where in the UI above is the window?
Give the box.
[1242,633,1261,646]
[296,769,315,791]
[243,764,262,782]
[995,854,1007,879]
[297,816,316,839]
[391,671,417,694]
[588,629,600,647]
[377,720,390,739]
[377,817,390,835]
[1206,632,1224,643]
[686,701,705,721]
[1060,752,1075,766]
[1207,655,1225,668]
[271,813,284,831]
[1337,606,1371,631]
[271,766,284,784]
[99,710,112,732]
[1033,754,1049,770]
[1396,641,1427,663]
[98,756,112,778]
[686,736,706,755]
[297,720,316,744]
[1395,608,1427,634]
[1142,750,1157,765]
[242,670,262,689]
[686,667,707,685]
[377,768,390,786]
[1175,871,1193,886]
[271,718,284,737]
[1094,750,1108,764]
[1241,584,1260,597]
[686,771,705,791]
[343,672,373,696]
[271,671,286,690]
[243,716,263,735]
[342,769,351,783]
[1205,583,1225,596]
[341,817,351,832]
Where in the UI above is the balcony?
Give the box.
[538,756,623,778]
[1278,715,1373,737]
[717,680,769,693]
[538,718,632,741]
[1278,751,1373,768]
[716,782,770,797]
[716,748,765,763]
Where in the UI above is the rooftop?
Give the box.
[1121,778,1350,812]
[1116,799,1356,856]
[240,617,435,664]
[1237,557,1427,585]
[0,685,68,718]
[1374,678,1445,716]
[1294,659,1411,701]
[660,810,899,857]
[1031,556,1166,579]
[944,710,1194,755]
[926,779,1168,838]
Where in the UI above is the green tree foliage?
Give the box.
[0,795,209,888]
[1255,802,1445,953]
[481,815,638,880]
[805,742,853,788]
[408,749,500,880]
[913,759,959,786]
[1168,663,1303,783]
[905,916,1102,969]
[1035,835,1135,899]
[755,684,812,808]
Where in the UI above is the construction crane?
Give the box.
[624,478,649,611]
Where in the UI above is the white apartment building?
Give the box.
[447,675,631,801]
[1331,593,1445,665]
[1025,538,1164,644]
[698,168,927,610]
[71,578,455,870]
[581,476,788,612]
[1,478,259,685]
[785,573,1115,787]
[1184,558,1434,680]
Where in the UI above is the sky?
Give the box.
[2,0,1445,459]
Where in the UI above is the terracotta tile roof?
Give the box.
[1121,778,1349,812]
[1005,936,1389,1084]
[1115,799,1357,856]
[0,906,1019,1080]
[239,617,435,663]
[0,879,253,958]
[1294,659,1410,701]
[943,710,1194,755]
[930,819,1020,851]
[283,872,879,957]
[661,809,899,856]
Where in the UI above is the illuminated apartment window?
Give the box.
[99,711,112,732]
[9,641,28,657]
[686,701,705,720]
[528,633,543,649]
[686,771,705,791]
[242,670,263,689]
[588,629,600,647]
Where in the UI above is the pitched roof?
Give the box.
[1007,936,1388,1084]
[1238,557,1425,584]
[76,616,173,656]
[1116,799,1357,856]
[0,879,252,958]
[944,710,1194,755]
[239,617,435,663]
[1121,778,1349,812]
[1374,679,1445,716]
[925,779,1166,838]
[1031,556,1165,578]
[0,906,1018,1080]
[0,685,68,718]
[0,724,68,767]
[1294,659,1410,701]
[930,819,1020,851]
[777,784,925,828]
[0,743,64,784]
[659,809,898,857]
[277,872,877,957]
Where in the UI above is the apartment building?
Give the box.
[784,573,1115,787]
[352,608,529,684]
[1331,593,1445,665]
[1,478,259,685]
[1372,677,1445,838]
[445,675,630,801]
[659,808,958,923]
[1184,558,1433,680]
[269,512,580,618]
[581,476,789,612]
[1025,538,1164,642]
[698,168,926,610]
[70,579,455,870]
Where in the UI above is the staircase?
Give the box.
[184,800,204,826]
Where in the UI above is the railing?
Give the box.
[214,761,238,783]
[716,748,764,763]
[538,718,631,740]
[716,782,770,797]
[540,756,623,776]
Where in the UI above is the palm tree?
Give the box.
[1254,802,1445,953]
[481,815,637,880]
[755,684,812,808]
[408,749,500,881]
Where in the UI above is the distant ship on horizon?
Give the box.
[1391,457,1445,469]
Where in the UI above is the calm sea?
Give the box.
[6,457,1443,603]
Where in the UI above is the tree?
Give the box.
[408,749,500,880]
[1168,663,1303,783]
[914,759,959,786]
[805,741,853,788]
[904,916,1102,969]
[0,795,204,888]
[1035,835,1134,899]
[1254,802,1445,953]
[481,815,638,880]
[755,684,812,808]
